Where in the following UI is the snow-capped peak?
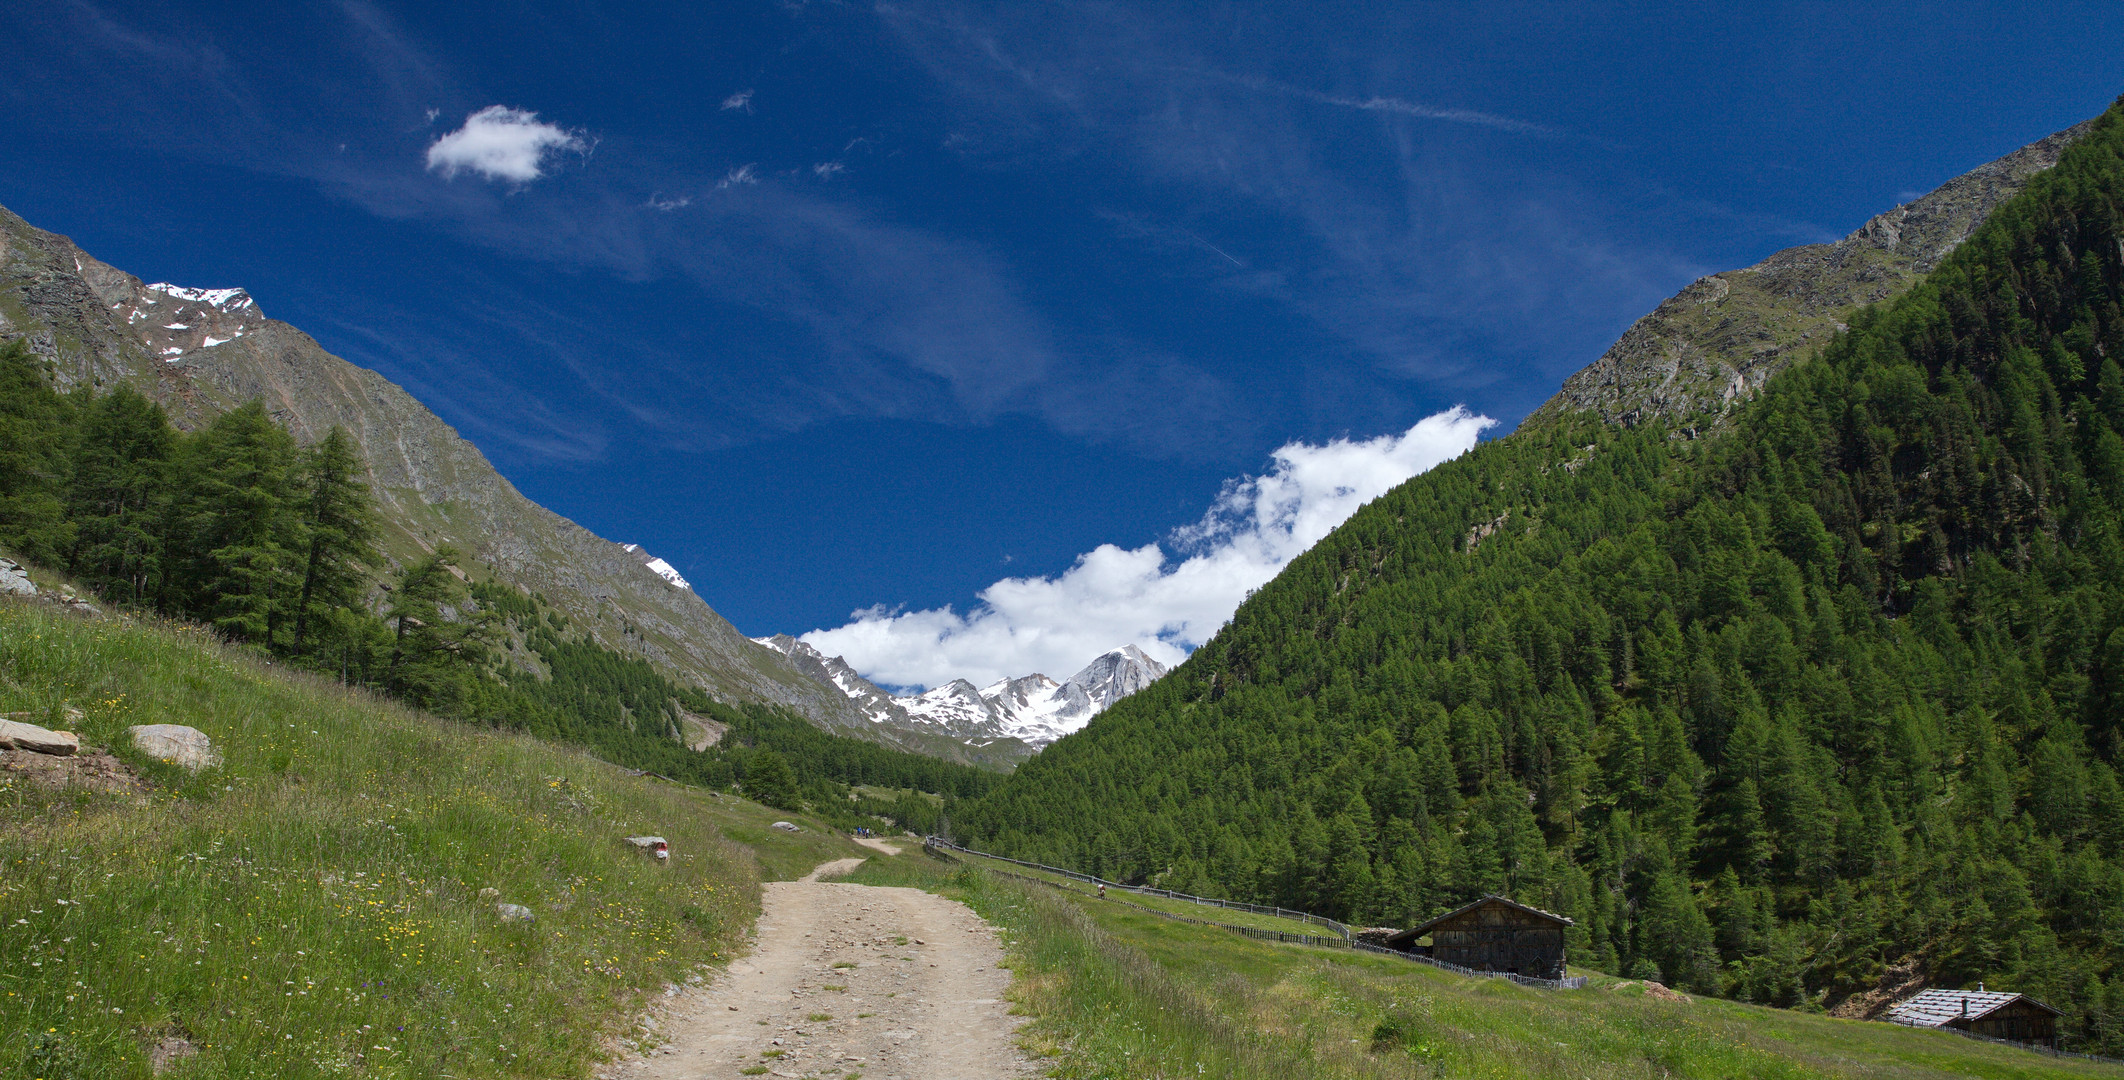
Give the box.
[146,283,251,308]
[755,635,1168,750]
[123,281,263,361]
[620,543,691,590]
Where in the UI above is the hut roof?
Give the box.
[1884,988,2059,1028]
[1383,894,1573,947]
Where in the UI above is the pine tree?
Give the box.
[290,427,378,656]
[386,545,487,712]
[67,385,174,604]
[743,749,799,810]
[0,338,76,564]
[167,401,302,642]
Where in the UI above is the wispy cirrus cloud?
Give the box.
[721,88,755,112]
[425,105,585,183]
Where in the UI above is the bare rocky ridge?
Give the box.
[1523,119,2094,432]
[0,205,877,739]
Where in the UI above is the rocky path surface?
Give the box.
[611,858,1031,1080]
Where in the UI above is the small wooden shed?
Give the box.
[1884,987,2060,1048]
[1382,895,1571,980]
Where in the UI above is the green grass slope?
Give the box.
[845,850,2124,1080]
[0,598,865,1079]
[957,97,2124,1048]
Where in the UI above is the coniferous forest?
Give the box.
[0,340,996,830]
[956,99,2124,1049]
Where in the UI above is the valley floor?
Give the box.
[612,856,1031,1080]
[838,846,2124,1080]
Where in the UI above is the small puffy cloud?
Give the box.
[813,161,845,179]
[717,164,759,189]
[721,88,755,112]
[801,406,1494,688]
[425,105,583,184]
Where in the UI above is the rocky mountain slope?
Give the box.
[1522,118,2093,431]
[755,636,1167,751]
[0,203,918,748]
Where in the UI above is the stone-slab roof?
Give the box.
[1885,988,2057,1027]
[1384,894,1573,946]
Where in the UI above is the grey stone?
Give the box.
[771,821,801,832]
[0,558,34,597]
[129,724,222,771]
[497,902,535,922]
[0,718,79,756]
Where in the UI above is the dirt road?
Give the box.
[611,858,1031,1080]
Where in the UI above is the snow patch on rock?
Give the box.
[620,543,691,590]
[753,636,1165,748]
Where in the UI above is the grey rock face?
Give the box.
[1063,645,1166,711]
[0,718,80,756]
[129,724,221,771]
[1525,119,2095,432]
[496,902,535,922]
[0,558,34,597]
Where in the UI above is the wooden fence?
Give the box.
[924,836,1587,991]
[922,836,1354,938]
[1885,1016,2124,1066]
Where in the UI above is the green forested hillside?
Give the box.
[959,98,2124,1050]
[0,339,995,830]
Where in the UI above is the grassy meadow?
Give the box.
[837,848,2124,1080]
[0,597,865,1079]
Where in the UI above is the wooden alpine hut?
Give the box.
[1883,986,2060,1048]
[1381,895,1571,980]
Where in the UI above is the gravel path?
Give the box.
[614,858,1032,1080]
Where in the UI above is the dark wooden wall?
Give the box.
[1426,903,1566,980]
[1961,1000,2058,1047]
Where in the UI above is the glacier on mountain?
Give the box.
[752,636,1165,749]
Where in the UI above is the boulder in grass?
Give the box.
[497,903,535,922]
[624,835,671,861]
[0,718,79,756]
[129,725,222,771]
[771,821,801,833]
[0,558,34,597]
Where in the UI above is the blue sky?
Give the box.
[4,2,2119,686]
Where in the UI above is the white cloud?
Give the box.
[801,406,1494,689]
[718,164,759,189]
[721,88,754,112]
[424,105,583,183]
[813,161,845,179]
[645,193,692,211]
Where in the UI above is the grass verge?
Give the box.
[0,599,863,1079]
[837,848,2124,1080]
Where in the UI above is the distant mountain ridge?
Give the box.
[1523,118,2093,431]
[0,203,1029,764]
[754,636,1167,752]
